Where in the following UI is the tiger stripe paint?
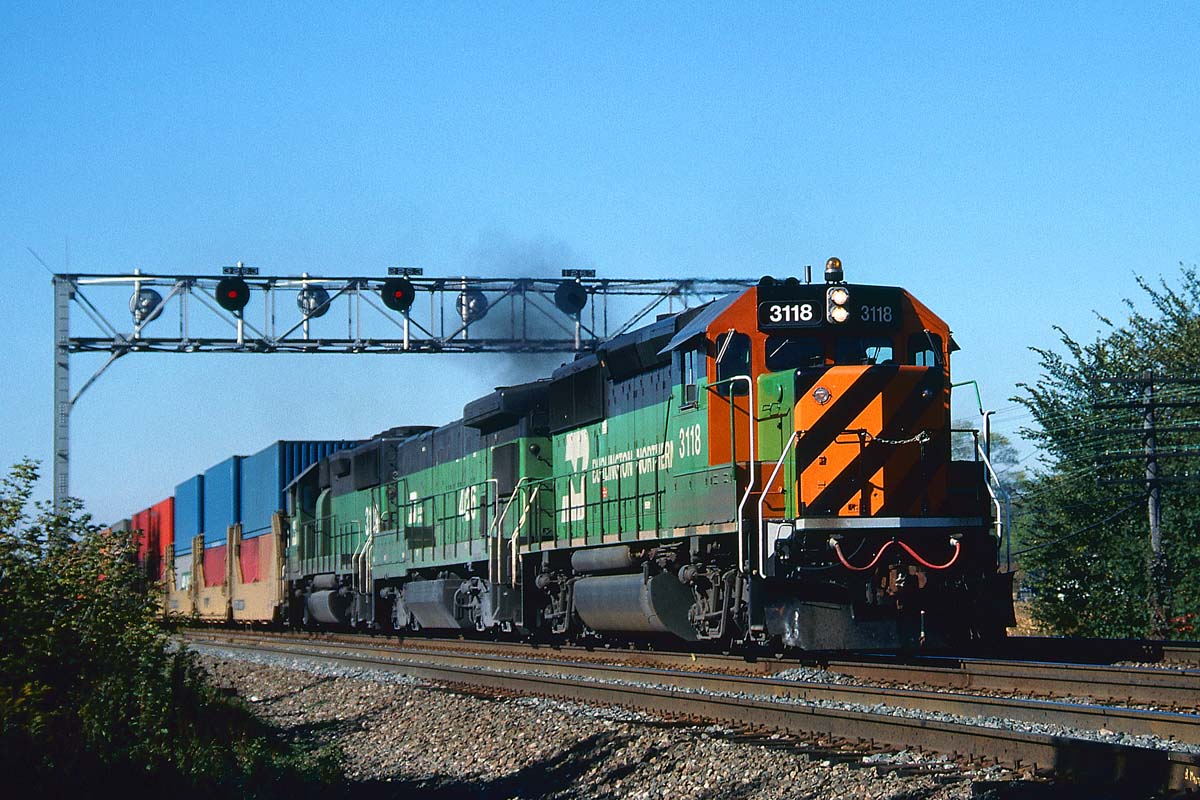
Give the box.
[796,365,947,517]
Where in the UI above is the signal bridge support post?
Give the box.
[53,276,71,511]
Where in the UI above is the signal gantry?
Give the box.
[52,265,754,507]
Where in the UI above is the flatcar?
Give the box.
[267,260,1015,649]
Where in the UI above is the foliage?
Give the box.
[1013,265,1200,638]
[0,459,342,797]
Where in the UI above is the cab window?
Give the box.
[765,336,823,372]
[714,331,750,396]
[834,336,894,366]
[677,345,703,406]
[908,331,943,367]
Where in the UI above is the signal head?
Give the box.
[553,279,588,316]
[381,277,415,312]
[297,285,331,318]
[129,288,164,325]
[215,276,250,312]
[457,288,489,323]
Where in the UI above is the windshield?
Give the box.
[765,336,823,371]
[834,336,894,366]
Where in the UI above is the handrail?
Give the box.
[706,374,755,574]
[972,438,1011,569]
[511,484,542,588]
[363,528,374,607]
[756,430,799,577]
[489,477,530,583]
[351,535,364,593]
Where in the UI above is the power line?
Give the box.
[1011,500,1142,558]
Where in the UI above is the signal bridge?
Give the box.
[52,266,755,507]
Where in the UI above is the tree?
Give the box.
[0,460,341,796]
[1013,265,1200,638]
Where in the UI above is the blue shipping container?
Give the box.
[240,440,357,539]
[203,456,242,546]
[174,475,204,556]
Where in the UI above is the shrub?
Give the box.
[0,459,341,797]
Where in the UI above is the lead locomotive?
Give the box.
[271,259,1014,649]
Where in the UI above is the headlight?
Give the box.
[830,305,850,323]
[828,287,849,305]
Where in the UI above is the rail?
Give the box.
[549,444,671,545]
[398,477,498,555]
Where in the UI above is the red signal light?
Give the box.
[381,277,415,312]
[215,276,250,312]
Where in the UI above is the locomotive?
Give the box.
[144,260,1013,649]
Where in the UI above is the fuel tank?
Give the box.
[306,589,350,625]
[573,572,697,641]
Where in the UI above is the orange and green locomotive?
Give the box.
[283,260,1014,649]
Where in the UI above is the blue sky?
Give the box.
[2,3,1197,523]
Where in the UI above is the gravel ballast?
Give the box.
[191,645,1168,799]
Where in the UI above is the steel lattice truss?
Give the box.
[60,272,753,353]
[52,270,755,506]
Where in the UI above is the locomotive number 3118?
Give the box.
[759,302,818,327]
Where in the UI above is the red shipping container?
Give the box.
[239,536,262,584]
[203,544,226,587]
[149,497,174,582]
[131,508,153,566]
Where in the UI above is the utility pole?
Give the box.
[1094,372,1200,638]
[1142,370,1168,639]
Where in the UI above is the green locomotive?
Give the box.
[285,262,1014,649]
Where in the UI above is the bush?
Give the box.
[0,460,341,797]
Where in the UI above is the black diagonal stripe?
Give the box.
[805,373,941,515]
[877,433,949,515]
[805,377,940,515]
[793,366,898,472]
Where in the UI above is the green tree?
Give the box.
[1014,266,1200,638]
[0,459,341,796]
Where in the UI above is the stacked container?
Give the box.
[147,497,174,582]
[129,498,175,582]
[238,441,354,585]
[201,456,242,589]
[130,507,152,569]
[173,475,203,592]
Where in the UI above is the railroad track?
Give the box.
[188,628,1200,708]
[184,629,1200,792]
[1002,635,1200,667]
